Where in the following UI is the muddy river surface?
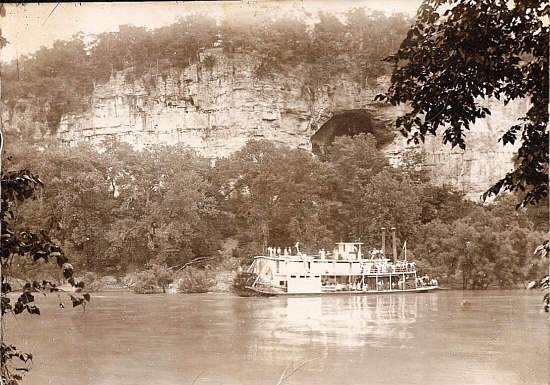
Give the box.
[10,290,549,385]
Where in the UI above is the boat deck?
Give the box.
[246,285,440,297]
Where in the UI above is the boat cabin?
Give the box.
[333,242,363,260]
[247,241,428,295]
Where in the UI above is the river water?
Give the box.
[9,290,549,385]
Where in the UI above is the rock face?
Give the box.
[385,97,526,200]
[56,47,526,200]
[58,47,397,155]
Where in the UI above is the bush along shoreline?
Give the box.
[117,260,238,294]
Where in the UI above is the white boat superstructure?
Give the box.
[243,236,438,296]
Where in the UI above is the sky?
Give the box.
[0,1,422,63]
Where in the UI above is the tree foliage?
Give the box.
[4,139,221,274]
[1,169,89,384]
[176,267,215,294]
[211,140,336,255]
[377,0,549,207]
[2,135,547,290]
[413,198,547,289]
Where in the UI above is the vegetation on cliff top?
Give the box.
[1,10,411,133]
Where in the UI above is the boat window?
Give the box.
[291,275,296,278]
[279,281,285,286]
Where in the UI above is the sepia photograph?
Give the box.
[0,1,548,384]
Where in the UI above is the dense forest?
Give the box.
[1,10,411,132]
[3,132,547,290]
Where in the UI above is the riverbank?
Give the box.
[8,270,536,296]
[75,264,239,294]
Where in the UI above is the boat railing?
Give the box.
[392,264,416,273]
[366,264,416,274]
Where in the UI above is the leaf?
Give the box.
[14,302,24,314]
[19,292,34,305]
[1,282,12,293]
[70,295,84,308]
[27,305,41,315]
[64,267,74,280]
[56,254,68,266]
[33,251,47,262]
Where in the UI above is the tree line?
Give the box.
[3,134,547,289]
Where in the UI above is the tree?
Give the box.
[533,243,549,312]
[358,170,422,247]
[212,141,336,255]
[1,169,90,384]
[323,134,422,246]
[103,142,220,269]
[4,139,116,272]
[417,184,473,224]
[378,0,548,207]
[412,198,547,289]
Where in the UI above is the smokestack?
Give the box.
[391,227,397,262]
[381,227,386,256]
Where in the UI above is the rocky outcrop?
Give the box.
[57,47,394,154]
[53,47,526,200]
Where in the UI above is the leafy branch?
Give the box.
[377,0,549,207]
[1,169,90,385]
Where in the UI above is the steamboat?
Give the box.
[235,228,439,296]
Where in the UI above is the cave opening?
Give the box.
[311,110,394,156]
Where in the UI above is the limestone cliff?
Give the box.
[51,48,526,200]
[57,48,397,154]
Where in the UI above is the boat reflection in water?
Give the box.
[243,292,440,362]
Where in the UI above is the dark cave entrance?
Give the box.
[311,110,394,155]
